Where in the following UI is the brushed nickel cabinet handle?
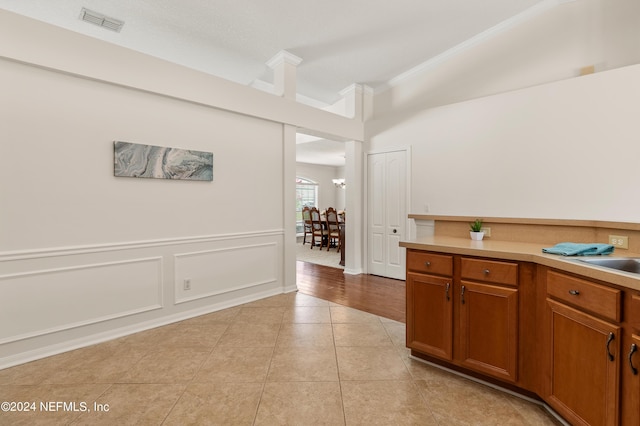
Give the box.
[425,261,431,267]
[606,332,615,362]
[445,282,450,301]
[569,290,580,296]
[483,269,490,275]
[461,285,466,305]
[629,343,638,375]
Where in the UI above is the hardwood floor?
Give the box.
[296,260,406,323]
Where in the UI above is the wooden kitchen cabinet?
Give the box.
[459,257,519,383]
[544,270,622,426]
[406,250,520,383]
[622,293,640,426]
[546,299,620,426]
[405,244,640,425]
[406,251,453,360]
[459,281,518,382]
[622,334,640,425]
[407,272,453,360]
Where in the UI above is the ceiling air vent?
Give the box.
[79,8,124,32]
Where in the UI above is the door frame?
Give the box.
[364,146,412,277]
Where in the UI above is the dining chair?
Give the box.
[325,207,341,252]
[301,206,312,245]
[309,207,327,250]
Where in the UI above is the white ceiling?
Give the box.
[0,0,545,166]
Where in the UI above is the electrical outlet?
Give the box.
[183,278,191,291]
[609,235,629,249]
[481,227,491,237]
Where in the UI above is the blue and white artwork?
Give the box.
[114,141,213,181]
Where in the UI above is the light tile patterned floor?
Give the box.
[0,292,560,425]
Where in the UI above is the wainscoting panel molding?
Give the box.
[0,231,285,368]
[174,242,278,304]
[0,257,163,344]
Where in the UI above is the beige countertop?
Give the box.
[401,236,640,292]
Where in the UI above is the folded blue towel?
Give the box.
[542,242,615,256]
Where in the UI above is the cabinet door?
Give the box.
[624,334,639,426]
[406,272,453,360]
[459,281,518,382]
[546,299,620,426]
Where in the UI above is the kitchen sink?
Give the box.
[576,257,640,274]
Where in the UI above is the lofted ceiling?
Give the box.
[0,0,547,166]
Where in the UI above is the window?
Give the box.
[296,177,318,234]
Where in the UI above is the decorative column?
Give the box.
[267,50,302,292]
[340,84,372,275]
[266,50,303,100]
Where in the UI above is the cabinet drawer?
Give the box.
[547,270,621,322]
[407,251,453,276]
[460,257,518,286]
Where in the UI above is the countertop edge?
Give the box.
[401,238,640,292]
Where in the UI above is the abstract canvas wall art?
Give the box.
[114,141,213,181]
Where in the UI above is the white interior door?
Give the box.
[367,150,406,280]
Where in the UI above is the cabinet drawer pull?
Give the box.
[568,289,580,296]
[606,332,615,362]
[461,285,466,304]
[445,282,450,301]
[483,269,490,275]
[425,261,431,267]
[629,343,638,375]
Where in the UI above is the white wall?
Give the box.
[0,10,361,368]
[371,0,640,124]
[368,0,640,222]
[371,65,640,221]
[296,163,345,211]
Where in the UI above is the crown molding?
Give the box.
[266,50,303,69]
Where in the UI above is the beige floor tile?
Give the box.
[336,346,411,381]
[176,306,241,326]
[70,383,185,425]
[415,372,543,425]
[267,346,339,382]
[241,293,296,308]
[292,292,331,307]
[0,293,563,425]
[117,348,209,383]
[330,306,382,324]
[283,306,332,323]
[276,323,335,348]
[163,382,263,426]
[232,307,286,324]
[402,356,449,381]
[216,322,281,348]
[42,344,148,385]
[254,381,345,425]
[333,323,394,347]
[341,380,438,426]
[193,346,273,383]
[0,383,110,426]
[504,394,561,425]
[382,322,407,347]
[149,323,228,350]
[0,355,67,385]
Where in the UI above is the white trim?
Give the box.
[0,229,284,261]
[266,50,303,69]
